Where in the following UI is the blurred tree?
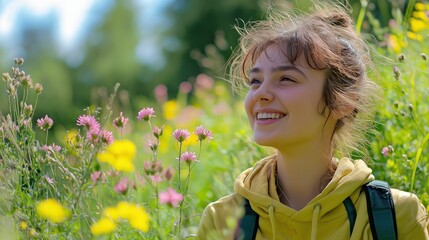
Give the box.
[76,0,148,110]
[158,0,266,95]
[12,12,74,125]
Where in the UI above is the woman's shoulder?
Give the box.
[390,188,429,238]
[201,193,244,219]
[198,193,244,239]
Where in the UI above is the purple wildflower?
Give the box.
[44,175,54,184]
[381,145,394,157]
[152,125,164,138]
[137,107,155,121]
[113,112,128,128]
[195,125,213,141]
[76,115,100,131]
[99,129,114,145]
[180,151,197,165]
[36,115,53,131]
[41,143,62,154]
[159,187,183,207]
[147,140,158,152]
[173,129,190,142]
[91,171,102,184]
[150,174,163,184]
[86,128,99,144]
[144,160,163,175]
[163,166,175,181]
[114,178,129,195]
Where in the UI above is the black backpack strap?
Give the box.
[235,198,259,240]
[363,180,398,240]
[343,197,357,236]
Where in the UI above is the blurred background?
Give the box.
[0,0,420,129]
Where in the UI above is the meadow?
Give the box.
[0,2,428,239]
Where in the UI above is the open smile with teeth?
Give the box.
[256,112,286,120]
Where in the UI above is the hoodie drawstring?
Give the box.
[311,204,321,240]
[268,205,276,239]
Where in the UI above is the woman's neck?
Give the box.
[275,141,333,210]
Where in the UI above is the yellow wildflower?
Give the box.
[29,228,37,237]
[103,201,133,220]
[182,133,199,149]
[407,31,423,41]
[90,217,117,236]
[410,18,428,32]
[97,139,136,172]
[108,140,136,159]
[19,221,28,230]
[114,202,150,232]
[388,35,406,53]
[94,202,150,235]
[65,129,79,146]
[414,3,429,11]
[163,100,178,120]
[129,212,150,232]
[36,199,69,223]
[159,125,173,154]
[412,11,429,21]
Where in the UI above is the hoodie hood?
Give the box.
[198,156,428,239]
[234,155,374,222]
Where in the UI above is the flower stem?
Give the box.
[177,142,183,237]
[355,0,368,34]
[177,142,183,192]
[155,184,160,226]
[31,95,39,119]
[403,0,416,31]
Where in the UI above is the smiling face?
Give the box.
[244,44,338,150]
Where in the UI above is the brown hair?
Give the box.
[228,3,381,157]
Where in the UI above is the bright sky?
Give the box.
[0,0,167,67]
[0,0,96,48]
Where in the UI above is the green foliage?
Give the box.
[362,1,429,206]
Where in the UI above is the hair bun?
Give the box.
[324,12,353,28]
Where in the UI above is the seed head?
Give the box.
[393,101,399,109]
[14,58,24,65]
[7,84,16,96]
[24,104,33,117]
[2,72,12,82]
[34,83,43,94]
[21,75,33,88]
[393,66,401,80]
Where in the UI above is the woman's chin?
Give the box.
[253,136,275,147]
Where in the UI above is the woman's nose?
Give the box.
[253,82,273,102]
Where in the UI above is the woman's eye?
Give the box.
[281,76,296,82]
[248,78,261,85]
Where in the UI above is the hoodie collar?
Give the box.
[234,155,374,221]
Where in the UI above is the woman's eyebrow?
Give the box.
[272,65,306,77]
[250,65,306,77]
[250,67,261,73]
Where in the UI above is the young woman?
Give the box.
[198,3,429,240]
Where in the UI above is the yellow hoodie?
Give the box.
[198,156,429,239]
